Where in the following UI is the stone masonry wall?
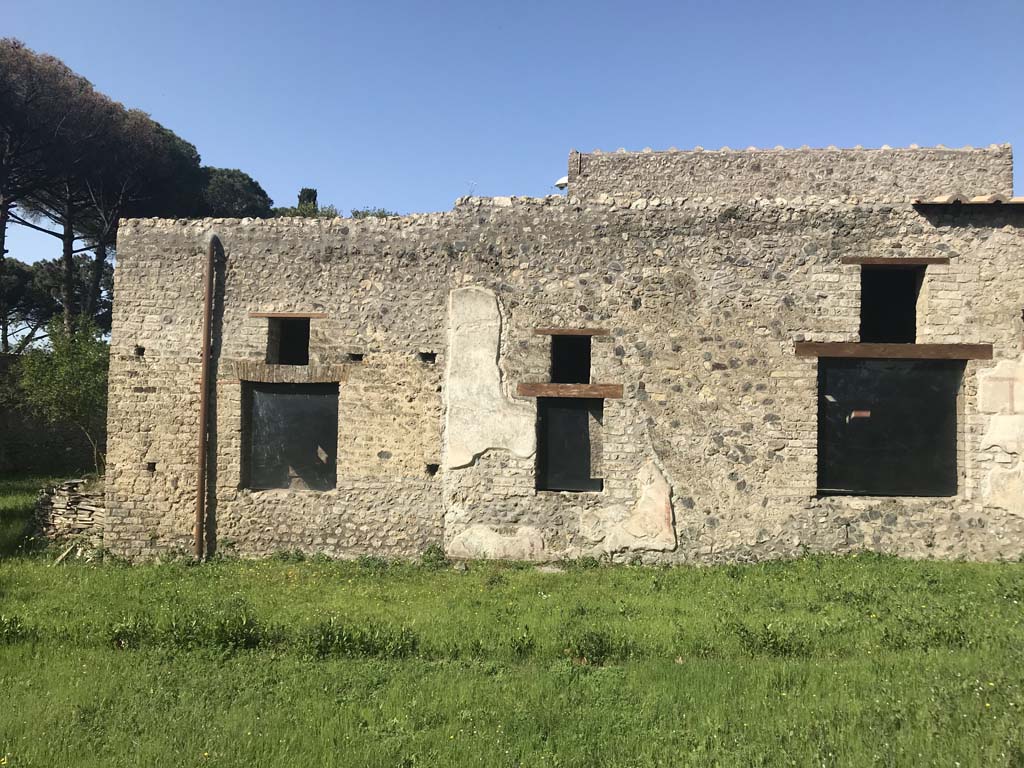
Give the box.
[107,158,1024,562]
[568,146,1014,203]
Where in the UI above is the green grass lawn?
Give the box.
[1,476,1024,766]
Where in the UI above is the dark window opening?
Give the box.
[242,382,338,491]
[425,463,439,476]
[266,318,310,365]
[145,461,157,472]
[860,266,924,343]
[536,398,603,492]
[134,346,146,357]
[418,351,437,364]
[817,358,962,497]
[550,335,591,383]
[347,352,364,363]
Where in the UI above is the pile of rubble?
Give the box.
[36,479,104,548]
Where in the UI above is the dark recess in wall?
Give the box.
[860,266,924,343]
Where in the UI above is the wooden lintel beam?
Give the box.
[516,382,624,399]
[533,328,610,336]
[248,312,328,319]
[839,257,950,266]
[794,342,992,360]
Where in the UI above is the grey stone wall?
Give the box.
[568,145,1014,203]
[106,149,1024,562]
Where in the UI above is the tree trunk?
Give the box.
[61,193,76,332]
[85,238,106,320]
[0,201,8,353]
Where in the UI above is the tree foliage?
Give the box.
[274,187,343,218]
[350,207,399,219]
[198,167,274,218]
[0,38,270,341]
[273,189,397,220]
[18,317,109,473]
[1,253,112,352]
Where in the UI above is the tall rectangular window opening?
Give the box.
[817,358,963,497]
[550,335,591,383]
[536,398,603,492]
[242,382,338,490]
[266,317,311,365]
[860,266,924,343]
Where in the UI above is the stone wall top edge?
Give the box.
[573,143,1013,156]
[117,195,1024,234]
[119,195,572,231]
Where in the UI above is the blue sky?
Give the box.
[6,0,1023,264]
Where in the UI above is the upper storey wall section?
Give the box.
[567,145,1014,203]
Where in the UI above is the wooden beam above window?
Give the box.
[839,257,950,266]
[794,342,992,360]
[249,312,328,319]
[533,328,610,337]
[516,382,623,399]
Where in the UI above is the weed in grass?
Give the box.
[303,617,420,660]
[483,571,507,588]
[272,549,307,563]
[0,614,33,643]
[562,555,601,570]
[731,620,812,658]
[509,627,536,659]
[561,626,635,666]
[357,554,389,572]
[162,610,205,651]
[109,615,153,650]
[211,607,270,651]
[420,543,448,569]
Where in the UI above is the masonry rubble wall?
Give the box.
[567,145,1014,203]
[105,147,1024,562]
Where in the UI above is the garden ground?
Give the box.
[1,474,1023,767]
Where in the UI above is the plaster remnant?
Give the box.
[447,525,546,561]
[444,287,535,469]
[980,415,1024,455]
[984,463,1024,517]
[978,357,1024,414]
[580,461,677,554]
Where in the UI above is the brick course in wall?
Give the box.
[105,146,1024,562]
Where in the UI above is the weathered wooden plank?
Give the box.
[839,257,950,266]
[516,382,624,399]
[793,342,992,360]
[533,328,610,336]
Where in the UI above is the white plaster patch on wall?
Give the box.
[984,463,1024,517]
[444,287,535,469]
[447,524,546,561]
[579,460,677,554]
[979,357,1024,454]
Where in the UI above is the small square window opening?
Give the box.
[860,265,924,343]
[266,318,310,365]
[551,335,591,383]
